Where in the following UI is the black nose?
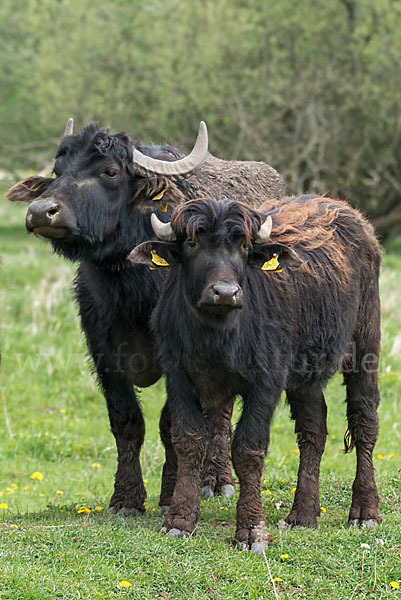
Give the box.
[26,200,60,230]
[212,282,241,306]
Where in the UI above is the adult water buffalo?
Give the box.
[129,196,382,551]
[8,119,286,515]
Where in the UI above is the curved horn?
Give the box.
[151,213,177,241]
[64,118,74,137]
[255,215,273,244]
[132,121,208,177]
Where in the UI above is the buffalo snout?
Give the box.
[26,199,74,238]
[198,281,243,312]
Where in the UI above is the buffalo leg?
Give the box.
[200,402,235,499]
[100,372,146,515]
[158,402,177,513]
[161,371,206,537]
[344,362,381,526]
[285,385,327,527]
[159,401,235,510]
[231,393,277,553]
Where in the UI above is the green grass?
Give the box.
[1,192,400,599]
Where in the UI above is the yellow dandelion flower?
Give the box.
[390,581,399,590]
[91,462,101,468]
[219,506,228,510]
[377,454,384,460]
[0,504,8,510]
[262,490,272,494]
[39,494,45,498]
[273,424,281,429]
[0,492,2,497]
[30,472,43,480]
[118,581,131,588]
[143,479,148,484]
[280,554,289,560]
[273,577,283,582]
[388,453,395,458]
[290,488,296,494]
[95,506,103,511]
[77,506,91,514]
[292,449,300,454]
[56,490,64,495]
[6,488,13,493]
[263,479,268,483]
[23,486,30,491]
[321,506,327,513]
[59,408,67,414]
[10,524,18,528]
[11,484,18,490]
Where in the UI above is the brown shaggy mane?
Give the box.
[261,196,381,284]
[171,197,263,246]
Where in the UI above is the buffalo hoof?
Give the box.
[349,518,381,528]
[201,486,214,499]
[348,518,359,528]
[235,521,273,553]
[236,540,249,551]
[220,484,235,498]
[362,519,380,529]
[159,505,169,516]
[284,512,317,528]
[161,527,190,539]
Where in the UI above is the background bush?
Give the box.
[1,0,400,238]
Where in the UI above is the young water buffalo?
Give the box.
[129,195,382,552]
[7,119,285,515]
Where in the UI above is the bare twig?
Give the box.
[349,582,361,600]
[371,544,378,592]
[262,550,280,600]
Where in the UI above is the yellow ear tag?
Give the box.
[151,250,169,267]
[261,253,282,273]
[152,188,167,202]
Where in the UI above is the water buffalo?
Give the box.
[128,195,382,551]
[7,119,286,515]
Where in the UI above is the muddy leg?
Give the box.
[344,365,381,527]
[200,402,235,500]
[232,393,278,553]
[158,403,177,514]
[285,385,327,528]
[161,371,206,537]
[102,375,146,516]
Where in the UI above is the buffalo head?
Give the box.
[8,119,208,264]
[128,198,300,326]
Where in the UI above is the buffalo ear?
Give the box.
[7,176,54,203]
[127,240,180,269]
[249,242,301,272]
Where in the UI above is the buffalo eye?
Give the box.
[186,239,198,249]
[103,167,119,178]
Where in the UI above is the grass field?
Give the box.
[0,191,400,600]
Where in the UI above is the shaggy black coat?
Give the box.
[129,196,382,550]
[7,124,285,514]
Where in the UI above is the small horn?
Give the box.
[64,118,74,137]
[151,213,177,241]
[132,121,208,177]
[255,215,273,243]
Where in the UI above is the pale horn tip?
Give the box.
[64,118,74,137]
